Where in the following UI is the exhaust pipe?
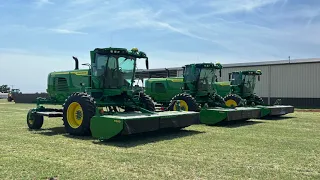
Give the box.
[72,56,79,70]
[165,68,170,77]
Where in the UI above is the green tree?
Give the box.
[0,85,10,93]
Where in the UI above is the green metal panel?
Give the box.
[144,77,183,104]
[200,107,261,125]
[256,105,294,117]
[90,115,124,140]
[90,111,200,140]
[257,106,272,117]
[213,81,231,97]
[200,109,228,125]
[47,69,90,103]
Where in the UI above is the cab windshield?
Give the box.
[198,68,216,90]
[231,72,241,85]
[242,74,256,92]
[94,53,136,88]
[199,68,216,84]
[119,57,134,83]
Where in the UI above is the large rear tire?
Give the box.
[124,93,156,112]
[224,94,244,107]
[209,94,226,107]
[62,92,96,136]
[140,93,156,111]
[167,93,199,112]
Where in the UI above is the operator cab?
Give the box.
[229,71,261,95]
[91,48,148,90]
[11,89,21,93]
[94,54,133,88]
[183,63,222,92]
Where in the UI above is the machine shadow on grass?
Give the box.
[260,116,296,121]
[212,116,296,128]
[30,127,203,147]
[212,120,265,128]
[94,129,204,148]
[29,127,94,140]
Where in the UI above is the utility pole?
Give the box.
[288,56,291,63]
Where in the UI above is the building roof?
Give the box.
[136,58,320,74]
[222,58,320,68]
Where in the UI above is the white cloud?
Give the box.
[49,28,88,35]
[207,0,284,14]
[20,0,320,60]
[35,0,53,7]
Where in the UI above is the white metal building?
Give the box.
[217,58,320,107]
[177,59,320,107]
[136,58,320,108]
[138,59,320,107]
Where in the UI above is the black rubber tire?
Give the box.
[210,93,226,107]
[224,94,244,107]
[62,92,96,136]
[167,93,199,111]
[140,93,156,111]
[27,110,44,129]
[125,93,156,112]
[253,94,264,105]
[7,97,13,102]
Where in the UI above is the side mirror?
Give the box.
[145,58,149,70]
[182,67,185,76]
[258,75,260,81]
[82,63,91,68]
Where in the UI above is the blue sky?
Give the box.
[1,0,320,92]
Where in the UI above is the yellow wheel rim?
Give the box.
[225,99,238,107]
[67,102,84,129]
[173,100,189,111]
[28,119,34,125]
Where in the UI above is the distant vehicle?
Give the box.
[7,89,21,102]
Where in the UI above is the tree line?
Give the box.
[0,85,10,93]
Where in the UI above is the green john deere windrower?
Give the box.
[144,63,262,125]
[214,70,294,117]
[26,47,199,140]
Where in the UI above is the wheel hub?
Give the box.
[76,110,82,120]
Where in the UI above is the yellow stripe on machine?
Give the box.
[52,71,88,75]
[170,79,183,82]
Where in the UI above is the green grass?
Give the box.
[0,99,319,180]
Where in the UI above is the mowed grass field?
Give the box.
[0,99,319,180]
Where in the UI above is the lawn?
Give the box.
[0,99,319,180]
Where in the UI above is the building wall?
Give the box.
[176,62,320,108]
[270,63,320,98]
